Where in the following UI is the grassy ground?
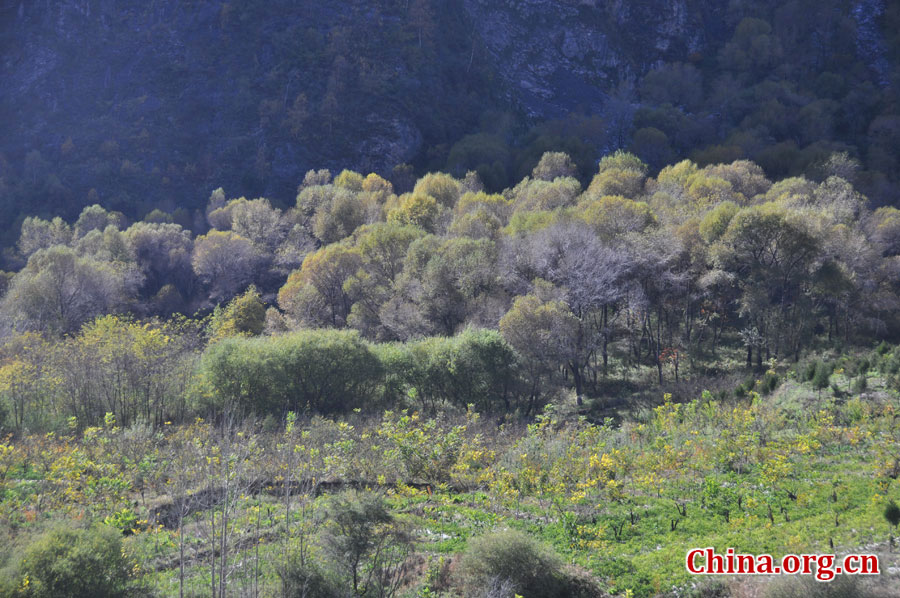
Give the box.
[2,347,900,596]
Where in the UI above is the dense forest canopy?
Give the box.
[2,150,900,427]
[1,0,898,249]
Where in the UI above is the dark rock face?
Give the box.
[0,0,432,225]
[0,0,892,235]
[462,0,725,118]
[852,0,890,86]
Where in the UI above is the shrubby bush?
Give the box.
[763,575,869,598]
[456,529,597,598]
[277,558,340,598]
[402,328,521,413]
[0,524,141,598]
[198,328,383,415]
[199,327,527,417]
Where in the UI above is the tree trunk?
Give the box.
[571,364,584,406]
[656,313,663,385]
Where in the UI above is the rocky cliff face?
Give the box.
[852,0,891,86]
[0,0,893,236]
[0,0,434,225]
[461,0,725,118]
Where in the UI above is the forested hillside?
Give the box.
[2,150,900,418]
[1,0,898,247]
[1,126,900,598]
[3,1,900,596]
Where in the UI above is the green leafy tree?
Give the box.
[209,285,266,341]
[321,491,412,598]
[1,246,140,334]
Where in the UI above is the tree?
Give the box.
[588,151,648,198]
[1,246,140,334]
[504,221,631,382]
[704,160,771,199]
[382,236,500,339]
[412,172,461,209]
[300,169,332,188]
[576,195,657,241]
[54,315,198,427]
[510,177,581,213]
[229,197,288,254]
[312,188,367,244]
[334,169,365,192]
[72,204,126,239]
[640,62,703,110]
[719,17,783,75]
[17,216,72,258]
[869,206,900,256]
[343,224,425,338]
[387,193,444,233]
[191,230,260,303]
[209,286,266,341]
[711,203,821,361]
[0,332,54,432]
[499,288,586,403]
[72,226,132,264]
[630,127,675,170]
[321,491,412,598]
[123,222,194,302]
[532,151,577,181]
[812,361,832,398]
[278,244,361,328]
[699,201,740,243]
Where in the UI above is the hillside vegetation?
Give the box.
[1,150,900,596]
[2,0,898,245]
[0,348,899,597]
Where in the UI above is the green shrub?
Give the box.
[762,372,779,395]
[457,529,591,598]
[804,361,818,381]
[885,499,900,529]
[882,354,900,375]
[369,341,416,406]
[763,575,868,598]
[812,361,833,393]
[320,491,413,597]
[276,557,340,598]
[102,508,139,535]
[851,375,867,394]
[198,328,383,415]
[404,328,521,413]
[0,524,138,598]
[198,327,525,416]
